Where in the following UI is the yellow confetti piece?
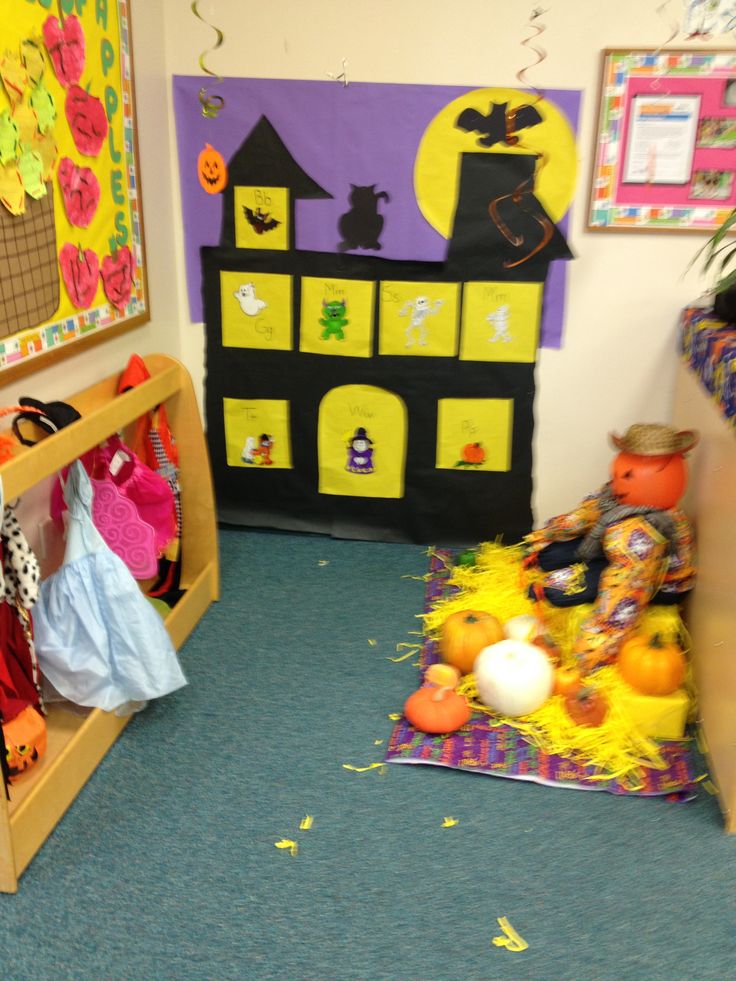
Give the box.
[492,917,528,952]
[387,642,422,663]
[317,560,330,567]
[274,838,298,856]
[702,780,719,796]
[388,713,401,721]
[299,815,314,830]
[342,762,386,774]
[441,817,459,828]
[374,739,385,746]
[368,639,377,647]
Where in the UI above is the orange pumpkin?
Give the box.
[3,705,47,782]
[617,632,686,695]
[461,442,486,465]
[439,609,504,675]
[404,685,472,734]
[611,451,687,510]
[564,686,608,727]
[424,663,461,688]
[197,143,228,194]
[553,665,582,696]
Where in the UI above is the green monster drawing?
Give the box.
[320,298,348,340]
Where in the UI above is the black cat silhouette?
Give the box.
[337,184,390,252]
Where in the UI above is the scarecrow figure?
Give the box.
[523,424,698,673]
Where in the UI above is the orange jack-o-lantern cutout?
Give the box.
[197,143,228,194]
[3,705,47,783]
[611,451,687,510]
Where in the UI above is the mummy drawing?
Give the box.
[399,296,444,347]
[487,304,512,343]
[234,283,267,317]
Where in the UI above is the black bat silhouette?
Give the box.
[243,206,281,234]
[456,102,543,148]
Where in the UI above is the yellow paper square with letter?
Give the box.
[318,385,407,498]
[299,277,375,358]
[220,271,292,350]
[436,398,513,472]
[460,282,543,363]
[234,186,289,250]
[223,397,292,469]
[378,281,460,356]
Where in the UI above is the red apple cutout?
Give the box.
[42,15,86,89]
[58,157,100,227]
[60,242,99,308]
[65,84,108,157]
[101,246,134,310]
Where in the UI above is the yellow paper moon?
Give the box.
[414,87,578,240]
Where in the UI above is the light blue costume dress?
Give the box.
[33,461,187,713]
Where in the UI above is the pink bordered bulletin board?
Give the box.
[588,49,736,232]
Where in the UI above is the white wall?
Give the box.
[2,0,725,530]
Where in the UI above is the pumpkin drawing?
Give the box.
[617,632,686,696]
[439,609,504,675]
[404,685,472,734]
[461,442,485,465]
[197,143,228,194]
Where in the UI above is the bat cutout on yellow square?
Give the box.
[234,186,289,250]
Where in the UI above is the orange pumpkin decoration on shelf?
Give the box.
[617,632,686,695]
[3,705,47,782]
[404,685,472,734]
[439,609,504,675]
[197,143,228,194]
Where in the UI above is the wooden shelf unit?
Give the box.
[0,354,219,892]
[673,361,736,833]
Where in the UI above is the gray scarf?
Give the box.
[575,485,676,562]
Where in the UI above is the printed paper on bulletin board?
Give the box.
[0,0,147,380]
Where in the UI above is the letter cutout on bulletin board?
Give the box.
[178,78,580,544]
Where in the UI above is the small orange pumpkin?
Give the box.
[461,442,486,465]
[617,632,686,695]
[424,663,461,688]
[197,143,228,194]
[553,665,582,697]
[440,609,504,675]
[564,686,608,727]
[404,685,472,734]
[3,705,47,782]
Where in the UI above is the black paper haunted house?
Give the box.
[202,114,572,545]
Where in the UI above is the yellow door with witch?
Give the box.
[318,385,407,498]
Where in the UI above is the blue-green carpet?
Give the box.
[2,528,734,980]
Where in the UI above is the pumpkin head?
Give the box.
[611,451,687,510]
[404,685,472,734]
[440,609,504,675]
[617,632,686,695]
[564,686,608,727]
[197,143,228,194]
[3,705,47,782]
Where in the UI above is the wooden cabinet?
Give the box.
[672,361,736,833]
[0,354,219,892]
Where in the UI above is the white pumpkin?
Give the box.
[503,614,543,643]
[474,639,554,717]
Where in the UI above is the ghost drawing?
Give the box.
[234,283,267,317]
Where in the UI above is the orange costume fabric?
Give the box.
[524,485,696,671]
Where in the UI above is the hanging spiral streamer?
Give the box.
[191,1,225,119]
[651,0,681,87]
[487,6,552,269]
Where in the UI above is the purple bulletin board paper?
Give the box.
[173,77,581,347]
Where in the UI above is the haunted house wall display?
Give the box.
[198,83,578,545]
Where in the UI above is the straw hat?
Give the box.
[610,423,698,455]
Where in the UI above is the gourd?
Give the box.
[404,685,472,734]
[474,639,554,717]
[424,663,461,688]
[439,610,504,675]
[564,687,608,727]
[617,632,686,696]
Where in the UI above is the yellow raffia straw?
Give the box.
[374,739,385,746]
[388,713,401,721]
[274,839,298,856]
[492,917,528,952]
[388,643,422,663]
[342,762,386,773]
[368,639,377,647]
[299,815,314,830]
[441,817,459,828]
